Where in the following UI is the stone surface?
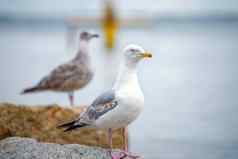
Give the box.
[0,137,111,159]
[0,103,125,149]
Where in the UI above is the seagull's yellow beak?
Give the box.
[140,52,152,58]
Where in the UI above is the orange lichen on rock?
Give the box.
[0,103,124,149]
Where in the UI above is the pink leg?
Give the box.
[68,92,74,106]
[108,128,113,149]
[108,128,142,159]
[108,128,120,159]
[123,127,128,151]
[120,128,143,159]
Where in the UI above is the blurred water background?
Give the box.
[1,1,238,159]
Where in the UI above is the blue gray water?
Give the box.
[0,22,238,159]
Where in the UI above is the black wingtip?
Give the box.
[57,121,76,129]
[63,125,79,132]
[63,123,88,132]
[20,86,38,95]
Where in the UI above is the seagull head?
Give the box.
[80,31,99,41]
[123,44,152,66]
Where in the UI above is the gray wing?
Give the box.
[77,90,118,124]
[57,90,118,131]
[91,89,116,107]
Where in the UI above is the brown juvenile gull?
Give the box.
[21,31,99,106]
[58,44,152,159]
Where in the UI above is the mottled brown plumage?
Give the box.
[33,60,93,92]
[22,31,99,106]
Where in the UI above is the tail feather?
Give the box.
[21,86,41,94]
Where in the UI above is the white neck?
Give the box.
[79,40,89,51]
[75,40,90,62]
[113,59,139,90]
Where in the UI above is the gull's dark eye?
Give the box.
[130,49,136,52]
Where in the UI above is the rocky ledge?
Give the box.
[0,137,114,159]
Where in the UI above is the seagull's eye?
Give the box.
[130,49,136,52]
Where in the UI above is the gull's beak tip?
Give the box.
[143,52,152,58]
[93,34,99,38]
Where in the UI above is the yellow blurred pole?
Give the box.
[102,0,118,50]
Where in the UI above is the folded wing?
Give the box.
[58,89,118,132]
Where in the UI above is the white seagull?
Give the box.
[58,44,152,159]
[21,31,99,106]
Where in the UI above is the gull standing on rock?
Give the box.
[21,31,99,106]
[58,44,152,159]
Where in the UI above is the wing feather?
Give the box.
[77,90,118,123]
[37,62,83,90]
[58,90,118,132]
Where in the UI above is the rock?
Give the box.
[0,137,111,159]
[0,103,124,149]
